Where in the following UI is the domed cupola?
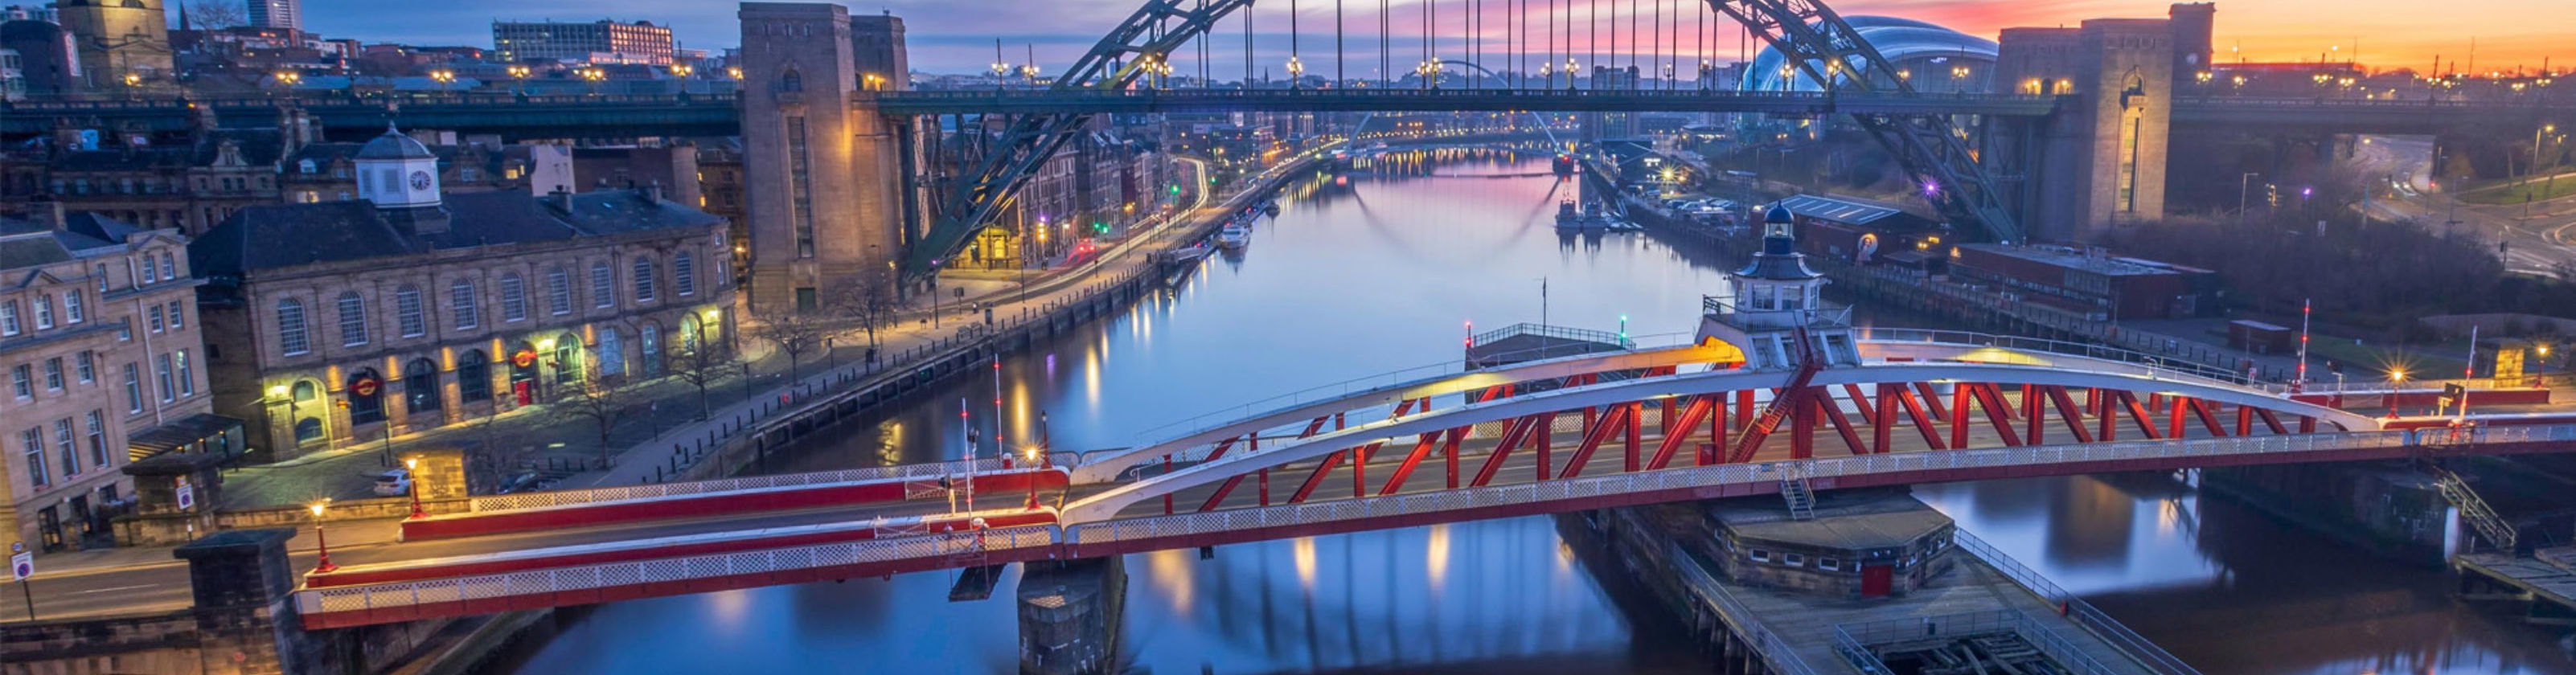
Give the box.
[1697,202,1858,370]
[356,125,441,209]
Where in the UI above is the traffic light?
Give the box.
[2266,183,2279,208]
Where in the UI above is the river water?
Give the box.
[502,152,2576,674]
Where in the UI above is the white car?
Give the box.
[371,468,413,497]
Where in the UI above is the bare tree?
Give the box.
[187,1,245,29]
[667,339,740,420]
[827,274,900,351]
[749,312,831,383]
[550,364,650,465]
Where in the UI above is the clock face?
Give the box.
[408,170,432,190]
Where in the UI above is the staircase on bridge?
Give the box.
[1778,467,1818,522]
[2434,466,2519,553]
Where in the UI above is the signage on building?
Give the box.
[512,350,539,368]
[351,377,381,398]
[175,477,196,512]
[9,551,30,582]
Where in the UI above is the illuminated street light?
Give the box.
[274,70,301,88]
[309,500,338,573]
[428,68,455,92]
[1286,55,1305,87]
[670,63,694,78]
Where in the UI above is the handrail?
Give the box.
[1663,541,1823,675]
[1835,609,2122,675]
[1469,321,1636,350]
[1853,327,2257,386]
[1948,530,2205,675]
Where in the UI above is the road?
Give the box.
[2365,136,2576,277]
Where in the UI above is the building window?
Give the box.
[335,292,368,346]
[347,369,384,425]
[457,350,491,403]
[449,280,479,329]
[1819,558,1841,571]
[43,358,62,390]
[1782,553,1806,567]
[158,252,174,280]
[84,411,105,468]
[546,268,572,315]
[395,286,425,338]
[94,265,107,293]
[277,298,310,356]
[674,252,696,297]
[292,381,322,441]
[62,291,81,324]
[787,117,815,259]
[632,259,658,305]
[54,418,76,477]
[174,350,194,397]
[33,295,52,329]
[639,324,661,376]
[1,300,17,335]
[141,256,157,284]
[149,305,163,333]
[165,301,183,330]
[21,428,44,487]
[590,262,615,308]
[403,358,441,414]
[154,354,175,403]
[75,351,93,383]
[10,364,28,398]
[121,363,141,413]
[597,328,625,377]
[1749,549,1771,562]
[500,273,528,322]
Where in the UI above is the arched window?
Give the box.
[545,268,572,315]
[449,280,478,329]
[551,335,582,385]
[347,369,384,424]
[334,292,368,346]
[780,69,803,92]
[631,258,657,303]
[639,324,662,377]
[679,313,702,354]
[499,272,527,322]
[276,298,310,356]
[597,328,626,377]
[291,380,322,442]
[394,285,425,338]
[403,358,442,413]
[590,262,615,308]
[457,350,491,403]
[674,252,696,297]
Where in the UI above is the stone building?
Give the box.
[54,0,170,88]
[1994,3,2212,241]
[190,128,733,460]
[736,2,908,313]
[1694,492,1959,599]
[2,206,228,554]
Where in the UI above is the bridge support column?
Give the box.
[176,529,327,675]
[739,3,909,314]
[2000,18,2178,242]
[1018,556,1127,675]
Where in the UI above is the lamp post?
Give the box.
[309,500,338,573]
[404,457,424,519]
[2238,172,2262,225]
[506,64,530,96]
[671,63,694,79]
[429,68,454,92]
[991,39,1011,91]
[273,70,301,92]
[2386,369,2406,419]
[1286,56,1306,88]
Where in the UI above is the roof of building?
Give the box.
[1707,491,1952,551]
[1956,243,2202,277]
[1774,194,1942,231]
[356,127,436,160]
[1743,16,1998,92]
[190,189,721,278]
[1,212,146,272]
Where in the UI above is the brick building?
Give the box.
[190,128,732,460]
[1949,243,2220,320]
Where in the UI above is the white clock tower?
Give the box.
[355,125,441,209]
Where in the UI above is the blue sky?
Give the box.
[294,0,2568,78]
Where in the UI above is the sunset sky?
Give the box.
[300,0,2569,78]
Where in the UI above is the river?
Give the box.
[500,150,2576,674]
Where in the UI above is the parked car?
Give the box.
[371,468,412,497]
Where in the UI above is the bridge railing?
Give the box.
[296,525,1057,617]
[1117,332,1700,456]
[1469,322,1635,350]
[1664,541,1822,675]
[1854,327,2257,386]
[465,457,1017,513]
[869,88,2054,103]
[1834,609,2121,675]
[1949,530,2205,675]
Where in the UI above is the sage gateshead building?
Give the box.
[1740,17,1996,94]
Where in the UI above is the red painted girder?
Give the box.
[1288,447,1356,505]
[1470,415,1544,488]
[1815,389,1870,456]
[1560,403,1635,479]
[1647,394,1720,469]
[1893,385,1947,451]
[2255,407,2291,435]
[1967,383,2023,447]
[1844,383,1878,426]
[2041,385,2096,444]
[2188,399,2229,437]
[1727,350,1827,464]
[2114,390,2163,440]
[1442,425,1469,489]
[1378,432,1444,496]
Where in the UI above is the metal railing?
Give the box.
[1703,297,1856,331]
[297,525,1056,616]
[1854,327,2254,386]
[1948,530,2204,675]
[466,457,1019,513]
[1663,541,1823,675]
[1833,609,2119,675]
[1470,322,1638,350]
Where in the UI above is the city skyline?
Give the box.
[287,0,2571,78]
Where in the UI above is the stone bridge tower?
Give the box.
[737,2,909,313]
[1993,4,2209,243]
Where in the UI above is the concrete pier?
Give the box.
[1565,490,2192,675]
[1015,557,1126,675]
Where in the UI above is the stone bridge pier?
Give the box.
[1016,556,1127,675]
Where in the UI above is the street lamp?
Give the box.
[1019,63,1041,87]
[506,64,531,95]
[273,70,301,90]
[2386,369,2407,419]
[309,500,338,573]
[404,456,424,518]
[671,63,694,79]
[428,68,454,92]
[991,56,1011,90]
[1286,55,1306,88]
[1565,57,1580,90]
[577,67,606,96]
